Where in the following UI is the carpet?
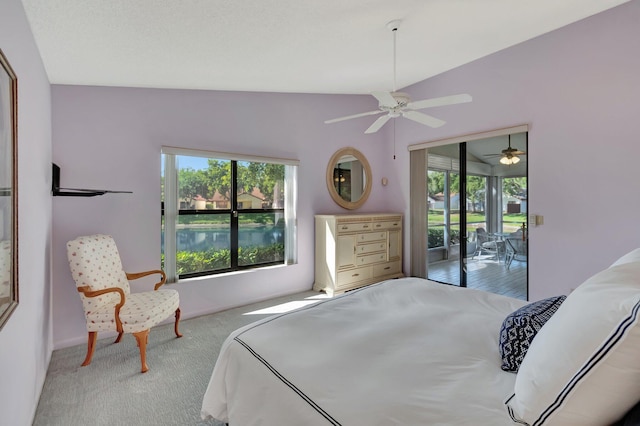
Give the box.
[33,290,319,426]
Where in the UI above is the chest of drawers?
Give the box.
[314,213,404,295]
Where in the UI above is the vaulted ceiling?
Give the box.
[22,0,629,93]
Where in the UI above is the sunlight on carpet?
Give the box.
[243,294,331,315]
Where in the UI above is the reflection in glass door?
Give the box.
[426,143,462,286]
[426,133,528,300]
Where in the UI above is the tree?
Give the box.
[466,176,486,213]
[503,177,527,198]
[256,163,284,206]
[427,170,445,198]
[178,168,209,206]
[205,160,231,200]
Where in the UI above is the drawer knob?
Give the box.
[384,266,391,270]
[352,273,360,277]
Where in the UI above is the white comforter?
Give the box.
[201,277,527,425]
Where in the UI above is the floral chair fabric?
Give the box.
[67,234,181,372]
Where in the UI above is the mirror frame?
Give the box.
[326,147,372,210]
[0,49,18,331]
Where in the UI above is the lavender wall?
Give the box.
[0,0,53,424]
[392,0,640,301]
[51,86,393,348]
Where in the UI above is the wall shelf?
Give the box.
[52,163,132,197]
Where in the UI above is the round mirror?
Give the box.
[326,147,372,210]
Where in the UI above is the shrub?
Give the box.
[428,228,460,249]
[162,243,285,275]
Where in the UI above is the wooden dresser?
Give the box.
[314,213,404,295]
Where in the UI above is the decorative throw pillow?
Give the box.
[614,400,640,426]
[498,295,566,372]
[505,261,640,426]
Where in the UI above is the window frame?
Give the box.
[161,147,299,282]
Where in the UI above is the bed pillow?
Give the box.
[610,248,640,267]
[498,295,566,372]
[505,262,640,426]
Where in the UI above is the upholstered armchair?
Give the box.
[66,234,182,373]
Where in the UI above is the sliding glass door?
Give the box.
[425,132,528,300]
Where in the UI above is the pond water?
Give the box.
[163,225,284,252]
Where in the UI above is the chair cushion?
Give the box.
[85,289,179,333]
[498,295,566,372]
[505,261,640,426]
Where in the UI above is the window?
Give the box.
[161,148,298,282]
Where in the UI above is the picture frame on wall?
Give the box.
[0,48,18,331]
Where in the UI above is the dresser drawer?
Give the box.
[356,252,387,266]
[357,232,386,243]
[337,267,372,287]
[372,219,402,231]
[336,222,374,233]
[357,241,386,255]
[373,261,402,276]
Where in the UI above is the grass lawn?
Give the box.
[428,211,527,233]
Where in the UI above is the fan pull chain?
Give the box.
[393,118,396,160]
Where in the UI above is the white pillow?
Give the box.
[610,248,640,267]
[505,261,640,426]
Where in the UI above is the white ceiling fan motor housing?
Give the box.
[379,92,411,113]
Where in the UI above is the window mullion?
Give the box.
[230,161,239,269]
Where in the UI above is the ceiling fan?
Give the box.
[324,20,472,134]
[484,135,526,165]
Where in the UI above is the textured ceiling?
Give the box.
[21,0,629,94]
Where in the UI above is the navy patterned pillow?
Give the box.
[499,295,566,372]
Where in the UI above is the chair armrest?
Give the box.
[77,286,126,333]
[125,269,167,291]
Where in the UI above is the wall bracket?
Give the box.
[52,163,132,197]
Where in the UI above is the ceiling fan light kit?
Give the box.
[486,134,526,166]
[500,155,521,165]
[324,20,472,134]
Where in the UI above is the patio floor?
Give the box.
[427,255,527,300]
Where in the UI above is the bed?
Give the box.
[201,251,640,426]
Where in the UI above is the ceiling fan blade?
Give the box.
[407,94,472,110]
[371,91,399,107]
[364,114,392,134]
[402,110,445,128]
[325,110,384,124]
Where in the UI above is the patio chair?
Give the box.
[472,228,502,262]
[66,234,182,373]
[505,236,527,269]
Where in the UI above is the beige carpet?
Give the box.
[33,290,319,426]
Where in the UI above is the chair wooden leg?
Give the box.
[133,329,150,373]
[114,332,124,344]
[174,308,183,338]
[82,331,97,367]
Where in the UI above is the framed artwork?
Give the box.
[0,49,18,330]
